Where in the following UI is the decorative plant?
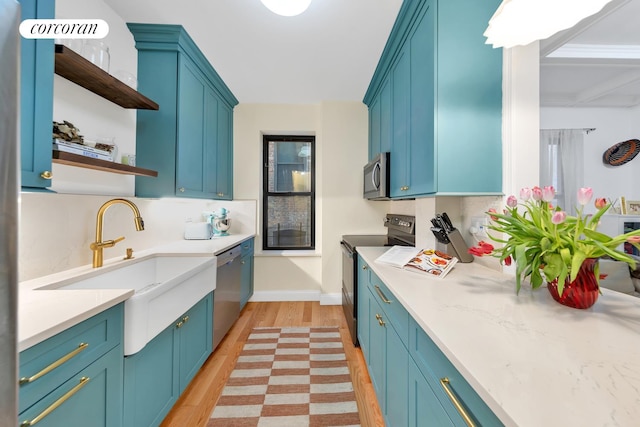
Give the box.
[469,186,640,296]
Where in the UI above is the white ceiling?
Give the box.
[540,0,640,108]
[104,0,403,104]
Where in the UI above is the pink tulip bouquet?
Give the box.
[469,186,640,295]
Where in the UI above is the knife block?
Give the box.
[436,229,474,263]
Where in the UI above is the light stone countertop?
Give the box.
[357,246,640,427]
[18,233,254,352]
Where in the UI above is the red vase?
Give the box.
[547,258,599,309]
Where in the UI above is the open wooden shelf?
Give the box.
[52,151,158,177]
[54,44,159,110]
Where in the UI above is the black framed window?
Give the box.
[263,135,315,250]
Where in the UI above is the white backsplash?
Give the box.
[391,195,505,271]
[19,192,256,281]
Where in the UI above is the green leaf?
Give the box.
[569,251,587,283]
[543,253,563,280]
[582,228,613,243]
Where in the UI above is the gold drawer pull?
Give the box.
[375,314,385,326]
[374,285,392,304]
[19,343,89,385]
[440,377,476,427]
[362,265,368,270]
[176,320,184,328]
[183,315,189,323]
[20,376,90,426]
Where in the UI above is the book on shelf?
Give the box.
[375,246,458,278]
[53,139,114,162]
[53,138,114,155]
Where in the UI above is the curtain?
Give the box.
[540,129,584,214]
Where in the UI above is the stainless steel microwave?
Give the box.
[363,152,390,200]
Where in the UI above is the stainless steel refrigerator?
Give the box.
[0,0,20,425]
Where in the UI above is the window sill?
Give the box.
[255,250,321,257]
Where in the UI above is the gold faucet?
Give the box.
[90,198,144,268]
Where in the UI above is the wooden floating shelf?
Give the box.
[54,44,159,110]
[52,151,158,177]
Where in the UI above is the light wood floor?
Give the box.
[160,301,384,427]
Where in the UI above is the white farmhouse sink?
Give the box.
[37,253,216,355]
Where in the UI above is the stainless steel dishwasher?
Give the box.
[213,245,241,349]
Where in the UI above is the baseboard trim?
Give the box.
[319,293,341,306]
[249,291,341,305]
[250,290,321,302]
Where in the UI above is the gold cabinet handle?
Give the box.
[217,192,224,197]
[362,265,368,270]
[375,313,385,326]
[179,187,185,193]
[40,171,52,179]
[19,343,88,385]
[20,376,90,426]
[182,315,189,323]
[400,186,409,191]
[176,320,184,328]
[440,377,476,427]
[374,285,392,304]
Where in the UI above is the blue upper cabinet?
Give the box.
[128,24,238,200]
[19,0,55,190]
[364,0,502,198]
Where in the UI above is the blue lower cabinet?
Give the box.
[178,291,213,390]
[357,255,503,426]
[357,258,371,360]
[240,238,255,309]
[18,346,124,427]
[409,358,455,427]
[358,259,409,426]
[409,318,504,427]
[123,293,213,427]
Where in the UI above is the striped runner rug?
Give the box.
[208,326,361,427]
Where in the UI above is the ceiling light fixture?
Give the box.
[260,0,312,17]
[484,0,614,48]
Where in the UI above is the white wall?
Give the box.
[233,102,389,300]
[541,105,640,213]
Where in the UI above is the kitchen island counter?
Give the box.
[18,233,254,352]
[357,246,640,427]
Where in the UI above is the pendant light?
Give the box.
[484,0,614,48]
[260,0,312,17]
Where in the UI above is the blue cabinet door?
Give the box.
[19,0,54,190]
[18,347,124,427]
[366,288,386,412]
[356,258,371,360]
[409,358,455,427]
[215,102,233,200]
[385,315,409,427]
[408,0,436,196]
[435,0,502,194]
[178,292,213,392]
[176,59,206,197]
[123,324,179,427]
[240,253,254,309]
[379,76,392,156]
[368,96,381,161]
[390,46,410,198]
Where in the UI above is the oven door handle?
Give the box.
[340,242,353,259]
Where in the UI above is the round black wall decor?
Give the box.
[602,139,640,166]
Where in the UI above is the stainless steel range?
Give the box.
[341,214,415,346]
